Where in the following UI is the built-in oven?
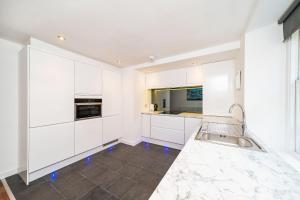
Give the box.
[75,98,102,120]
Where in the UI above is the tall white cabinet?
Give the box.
[102,69,122,144]
[28,49,76,175]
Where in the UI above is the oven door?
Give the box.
[75,103,102,120]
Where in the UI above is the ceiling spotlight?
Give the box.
[57,35,66,41]
[149,56,155,62]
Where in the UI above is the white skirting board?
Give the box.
[142,137,183,150]
[0,166,25,180]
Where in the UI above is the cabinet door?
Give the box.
[102,70,122,117]
[75,118,102,155]
[185,118,202,143]
[186,66,203,86]
[142,114,151,137]
[151,127,184,144]
[75,62,102,96]
[202,60,235,116]
[151,115,184,130]
[29,122,74,172]
[103,115,122,144]
[29,49,74,127]
[146,68,186,89]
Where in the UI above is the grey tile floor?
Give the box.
[6,142,180,200]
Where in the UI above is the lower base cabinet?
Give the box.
[151,127,184,144]
[184,118,202,143]
[142,114,151,137]
[75,118,102,155]
[29,122,74,173]
[150,115,185,145]
[103,115,122,144]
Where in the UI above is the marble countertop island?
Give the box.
[149,128,300,200]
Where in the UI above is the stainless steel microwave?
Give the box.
[75,98,102,120]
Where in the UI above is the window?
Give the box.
[294,31,300,154]
[286,30,300,154]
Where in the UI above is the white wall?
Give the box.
[0,38,23,178]
[244,23,286,150]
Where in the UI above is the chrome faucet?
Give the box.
[229,104,246,137]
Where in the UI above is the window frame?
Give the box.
[285,30,300,158]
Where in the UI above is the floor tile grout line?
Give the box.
[6,143,180,200]
[48,181,69,200]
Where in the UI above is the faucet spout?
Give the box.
[229,104,246,137]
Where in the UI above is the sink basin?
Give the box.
[195,132,265,152]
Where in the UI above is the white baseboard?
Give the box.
[120,138,142,146]
[0,167,25,180]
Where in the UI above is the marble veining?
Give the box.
[150,129,300,200]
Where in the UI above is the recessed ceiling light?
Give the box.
[57,35,66,41]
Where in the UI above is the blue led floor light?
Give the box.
[50,171,58,182]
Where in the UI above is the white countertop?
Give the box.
[141,111,239,124]
[149,128,300,200]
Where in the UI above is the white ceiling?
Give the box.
[246,0,294,31]
[0,0,257,67]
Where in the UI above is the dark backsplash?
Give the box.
[151,87,203,113]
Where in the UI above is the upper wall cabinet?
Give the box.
[146,68,187,89]
[75,62,102,96]
[146,67,203,89]
[29,49,74,127]
[186,66,203,86]
[102,69,122,117]
[202,60,235,116]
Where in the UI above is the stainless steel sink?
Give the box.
[195,130,265,152]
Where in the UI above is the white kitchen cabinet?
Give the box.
[75,118,102,155]
[75,61,102,96]
[151,127,184,144]
[29,122,74,173]
[29,49,74,127]
[142,114,151,137]
[186,66,203,86]
[150,115,184,144]
[102,70,122,116]
[151,115,184,130]
[202,60,235,116]
[146,68,186,89]
[103,115,122,144]
[184,118,202,143]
